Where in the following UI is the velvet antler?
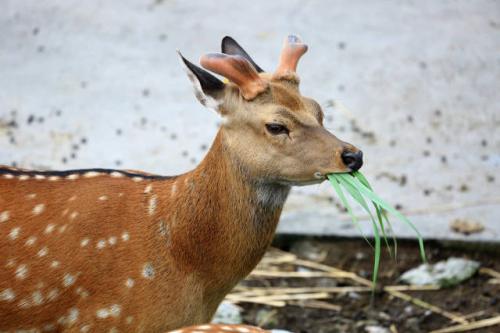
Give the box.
[275,35,308,78]
[200,53,268,100]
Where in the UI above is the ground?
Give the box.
[234,238,500,333]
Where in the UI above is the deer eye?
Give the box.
[265,123,289,136]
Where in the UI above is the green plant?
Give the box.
[327,171,426,287]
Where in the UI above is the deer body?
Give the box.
[0,133,289,332]
[0,35,362,332]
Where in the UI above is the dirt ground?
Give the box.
[236,238,500,333]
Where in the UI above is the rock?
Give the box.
[400,257,480,287]
[450,219,484,235]
[290,240,327,262]
[211,301,242,325]
[256,308,278,327]
[365,325,390,333]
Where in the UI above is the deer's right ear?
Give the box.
[177,51,225,113]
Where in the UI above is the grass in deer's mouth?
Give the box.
[327,171,426,288]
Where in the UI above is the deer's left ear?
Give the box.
[178,51,225,113]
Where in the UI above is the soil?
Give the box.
[238,238,500,333]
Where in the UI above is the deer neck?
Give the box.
[166,130,290,292]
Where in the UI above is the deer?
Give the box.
[0,35,363,332]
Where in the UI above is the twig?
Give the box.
[480,267,500,279]
[429,315,500,333]
[226,292,331,304]
[288,300,341,312]
[231,285,438,297]
[249,270,350,279]
[388,290,468,325]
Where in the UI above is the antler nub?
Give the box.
[275,34,308,77]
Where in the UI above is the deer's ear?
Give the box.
[221,36,264,73]
[178,51,225,112]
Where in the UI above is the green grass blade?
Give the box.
[335,176,381,288]
[353,172,395,258]
[338,174,427,263]
[327,175,373,249]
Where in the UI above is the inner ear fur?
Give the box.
[178,51,225,111]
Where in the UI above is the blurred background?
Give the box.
[1,0,499,242]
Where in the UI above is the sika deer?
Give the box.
[0,35,362,332]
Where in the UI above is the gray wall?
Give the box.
[1,0,499,241]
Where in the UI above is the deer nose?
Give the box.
[341,150,363,171]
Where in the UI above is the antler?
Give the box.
[275,35,308,77]
[200,53,268,100]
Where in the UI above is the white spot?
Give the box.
[132,176,143,182]
[96,240,106,249]
[37,246,49,257]
[19,175,30,181]
[96,304,121,319]
[34,174,46,180]
[125,278,134,288]
[144,184,153,193]
[69,211,79,220]
[47,288,59,301]
[197,325,212,330]
[110,171,124,178]
[58,224,68,233]
[26,193,37,199]
[76,287,89,298]
[108,236,117,245]
[3,173,14,179]
[0,211,10,223]
[43,323,56,331]
[118,192,124,197]
[68,195,77,202]
[15,264,28,279]
[45,224,56,234]
[125,316,133,324]
[98,195,108,201]
[67,174,79,180]
[80,238,90,247]
[80,325,91,332]
[142,263,155,279]
[63,273,76,287]
[84,171,100,178]
[33,203,45,215]
[109,304,121,317]
[236,327,251,333]
[67,307,79,324]
[159,219,169,238]
[109,327,119,333]
[48,176,60,181]
[171,182,177,196]
[25,236,37,246]
[62,208,69,216]
[0,288,15,302]
[36,282,45,289]
[50,261,60,268]
[121,232,130,241]
[148,195,157,216]
[31,290,44,305]
[9,227,21,240]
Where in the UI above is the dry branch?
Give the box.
[429,315,500,333]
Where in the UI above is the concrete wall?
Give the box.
[1,0,499,241]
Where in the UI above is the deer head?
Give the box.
[179,35,362,186]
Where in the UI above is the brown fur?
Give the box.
[0,36,360,332]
